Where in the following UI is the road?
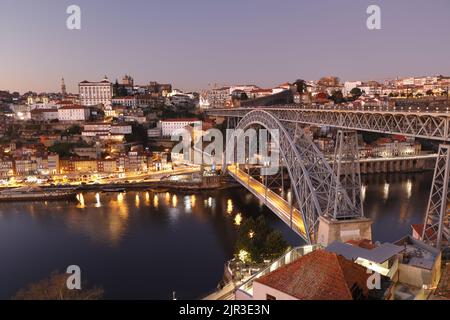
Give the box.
[228,165,307,238]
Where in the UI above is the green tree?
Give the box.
[329,90,345,104]
[350,87,363,98]
[234,216,288,263]
[293,79,307,95]
[265,231,288,260]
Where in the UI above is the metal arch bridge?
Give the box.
[207,106,450,250]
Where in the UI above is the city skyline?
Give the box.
[1,0,450,93]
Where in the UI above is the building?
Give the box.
[30,108,59,122]
[205,86,230,108]
[58,105,90,122]
[111,96,137,108]
[344,81,362,96]
[160,118,202,138]
[247,249,370,300]
[79,76,113,107]
[0,159,14,177]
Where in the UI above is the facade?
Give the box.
[30,109,59,122]
[0,159,14,177]
[79,77,113,107]
[58,105,90,121]
[160,119,202,138]
[111,96,137,108]
[205,87,230,108]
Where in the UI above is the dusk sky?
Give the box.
[1,0,450,93]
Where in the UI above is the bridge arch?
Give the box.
[225,110,356,243]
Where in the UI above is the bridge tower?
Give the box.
[422,145,450,250]
[318,130,372,246]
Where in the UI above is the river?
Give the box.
[0,172,433,299]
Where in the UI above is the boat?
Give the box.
[0,187,78,202]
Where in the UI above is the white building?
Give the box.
[344,81,362,96]
[111,125,132,135]
[160,118,202,138]
[58,105,90,122]
[79,76,113,107]
[111,96,137,108]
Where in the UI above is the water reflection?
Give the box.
[0,172,435,299]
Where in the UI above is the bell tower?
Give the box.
[61,77,67,98]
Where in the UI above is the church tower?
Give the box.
[61,77,67,98]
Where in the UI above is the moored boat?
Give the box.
[0,187,78,202]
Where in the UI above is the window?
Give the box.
[266,294,276,301]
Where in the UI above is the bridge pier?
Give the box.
[317,216,373,247]
[422,145,450,250]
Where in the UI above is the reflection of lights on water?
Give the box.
[205,197,215,209]
[135,194,140,207]
[145,192,150,205]
[227,199,233,214]
[172,195,178,208]
[361,185,367,202]
[117,193,124,204]
[153,195,159,209]
[95,193,102,208]
[406,179,412,199]
[77,193,85,208]
[234,213,243,226]
[184,195,191,211]
[165,192,171,205]
[190,195,196,208]
[383,183,390,200]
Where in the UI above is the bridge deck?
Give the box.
[228,165,307,241]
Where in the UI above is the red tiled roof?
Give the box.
[254,250,370,300]
[59,105,86,110]
[346,239,376,250]
[162,118,200,122]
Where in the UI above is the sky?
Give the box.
[1,0,450,94]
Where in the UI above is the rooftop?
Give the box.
[326,241,404,264]
[254,249,370,300]
[394,236,440,270]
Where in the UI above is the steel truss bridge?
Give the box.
[207,106,450,250]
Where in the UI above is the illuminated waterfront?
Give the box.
[0,172,433,299]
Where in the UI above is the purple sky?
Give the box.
[1,0,450,94]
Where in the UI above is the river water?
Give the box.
[0,172,433,299]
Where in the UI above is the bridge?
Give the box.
[208,106,450,141]
[207,105,450,250]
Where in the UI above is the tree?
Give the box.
[65,124,82,135]
[426,89,434,96]
[13,272,104,300]
[234,216,288,263]
[329,90,345,104]
[265,231,288,260]
[350,87,363,99]
[293,79,307,95]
